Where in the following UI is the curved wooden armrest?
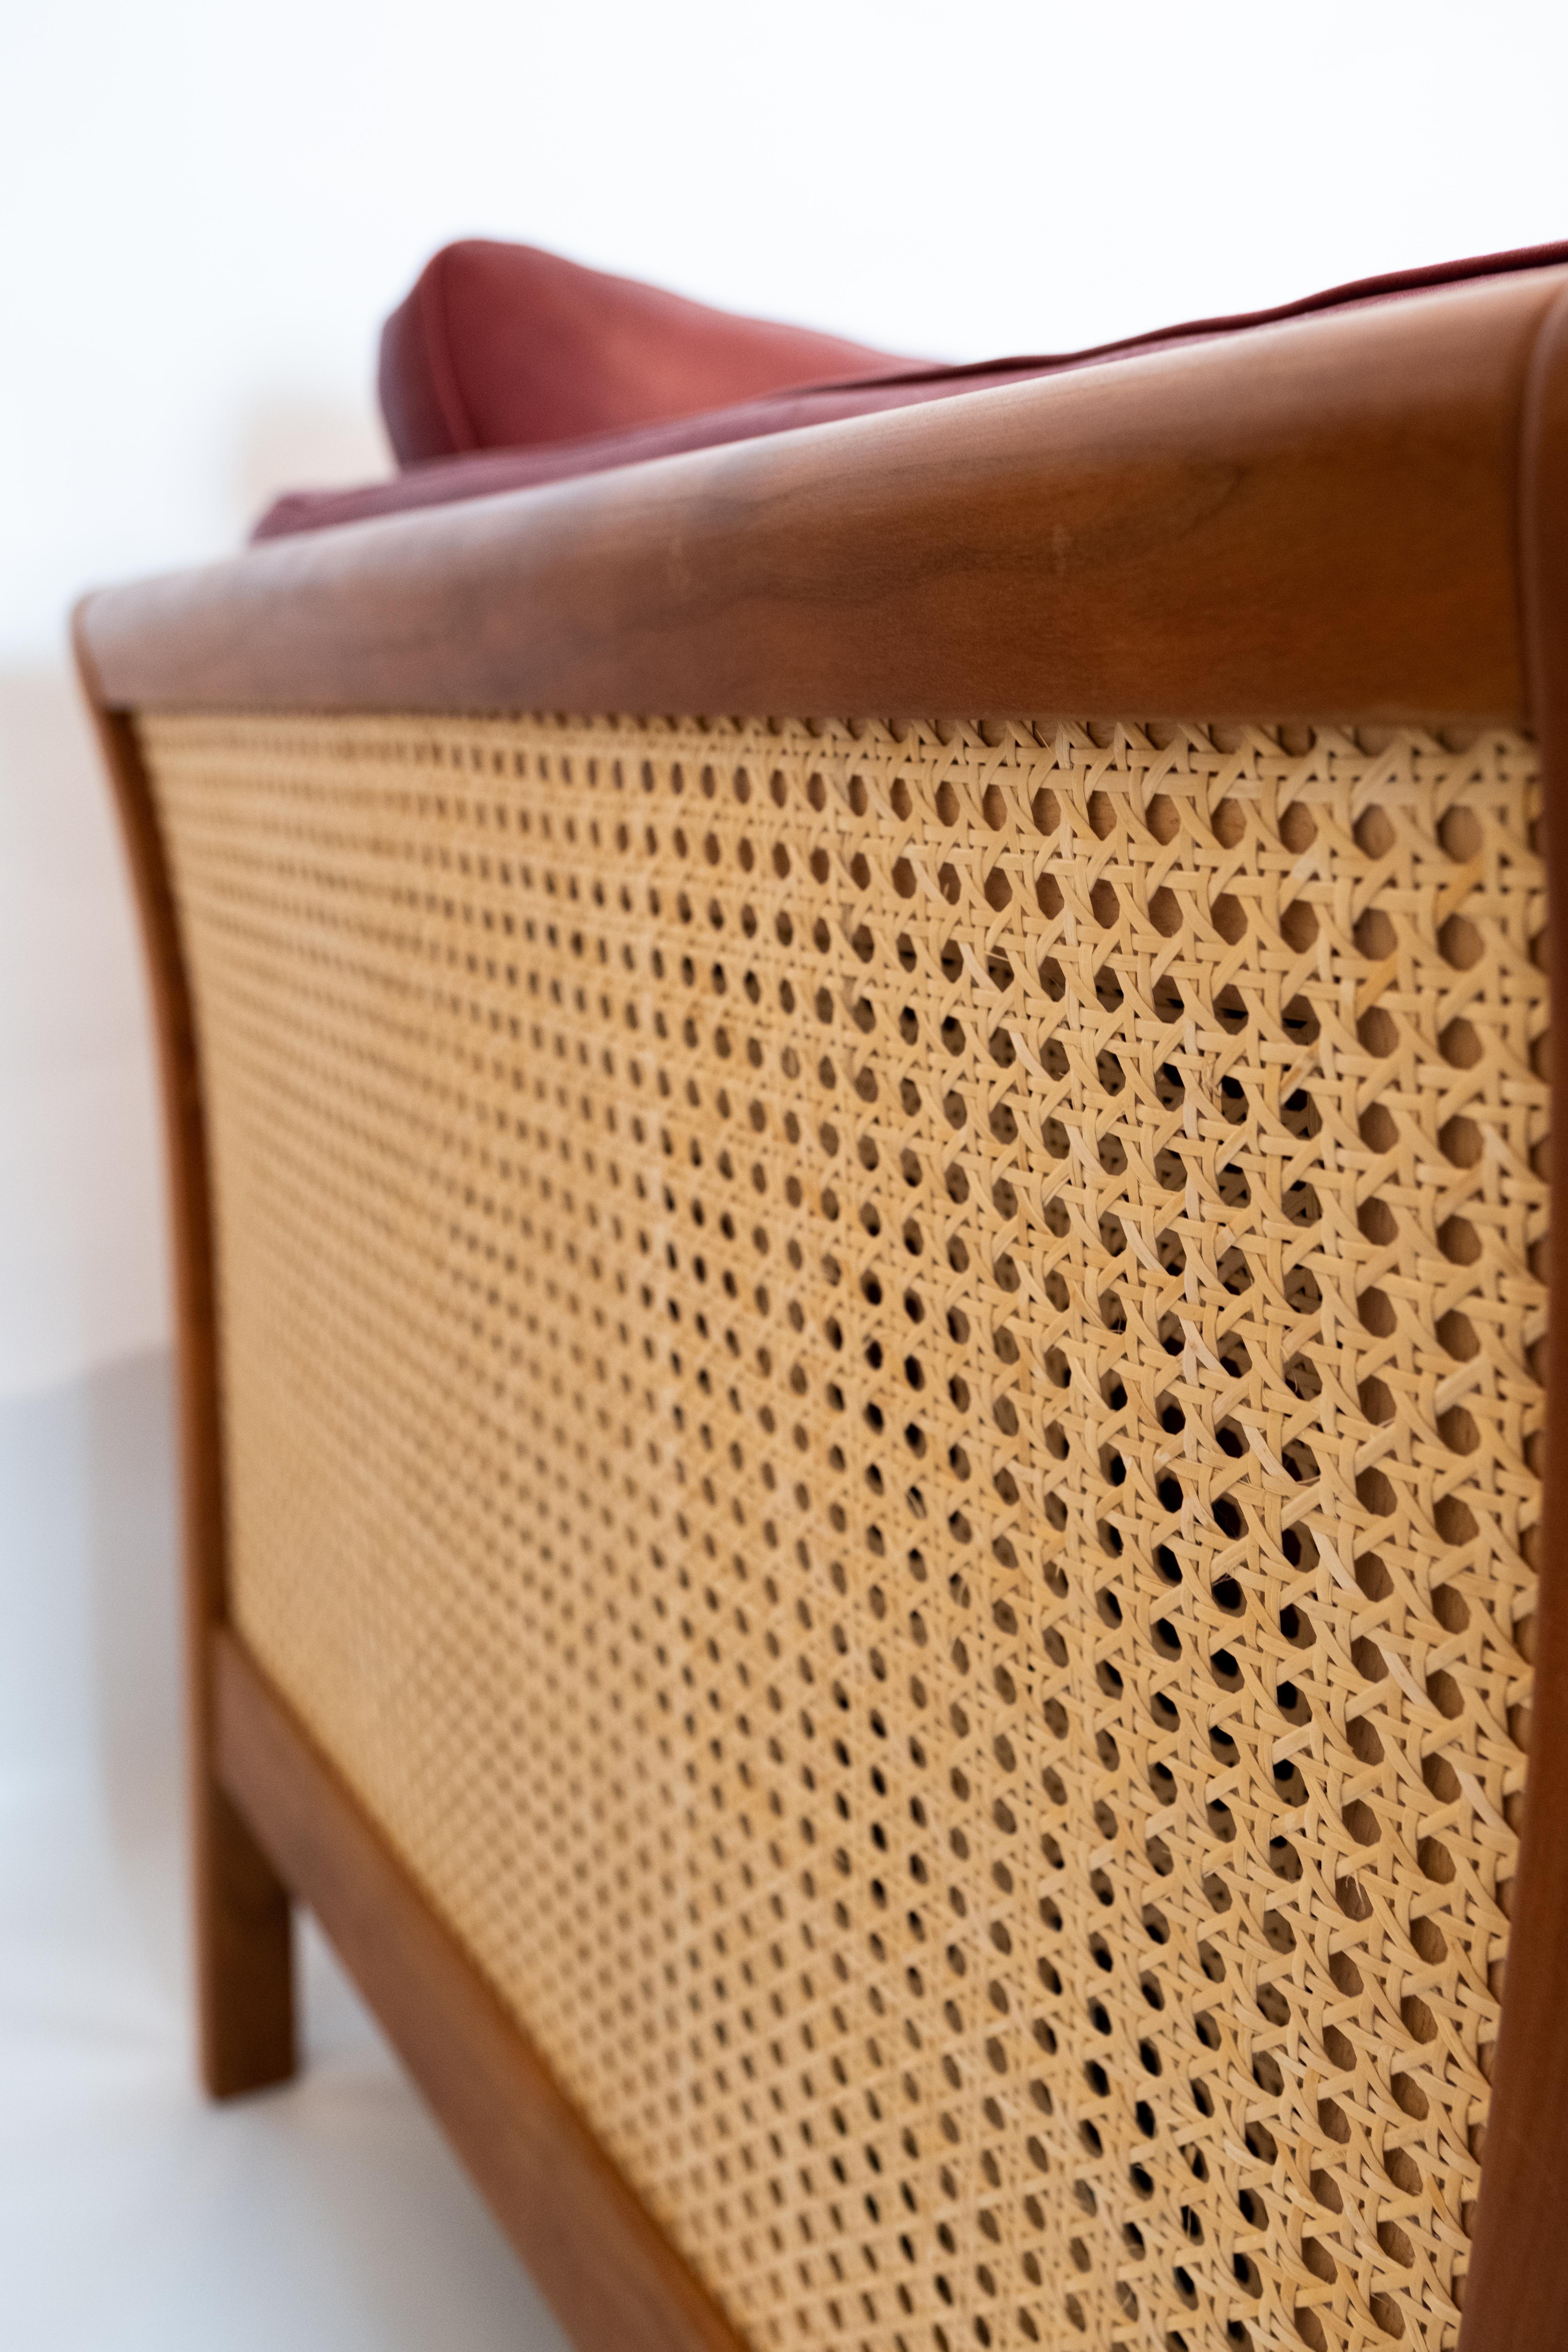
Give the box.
[77,266,1566,728]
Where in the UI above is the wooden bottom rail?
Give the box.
[212,1629,744,2352]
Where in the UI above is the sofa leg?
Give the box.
[194,1771,296,2098]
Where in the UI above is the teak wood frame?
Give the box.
[74,262,1568,2352]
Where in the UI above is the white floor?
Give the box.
[0,1351,571,2351]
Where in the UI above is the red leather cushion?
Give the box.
[379,238,916,464]
[257,236,1568,541]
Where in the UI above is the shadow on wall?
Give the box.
[81,1349,183,1824]
[0,391,386,1393]
[0,1346,183,1979]
[0,668,167,1395]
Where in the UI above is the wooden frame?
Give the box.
[74,258,1568,2352]
[1455,279,1568,2352]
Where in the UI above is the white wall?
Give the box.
[3,0,1566,1396]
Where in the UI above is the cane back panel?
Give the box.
[139,712,1545,2352]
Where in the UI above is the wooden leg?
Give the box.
[194,1766,296,2098]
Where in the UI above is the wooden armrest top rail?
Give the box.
[76,268,1568,727]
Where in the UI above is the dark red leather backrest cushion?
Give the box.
[380,239,915,463]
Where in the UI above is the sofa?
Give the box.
[73,235,1568,2352]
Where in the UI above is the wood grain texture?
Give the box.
[1456,282,1568,2352]
[212,1630,746,2352]
[79,267,1566,728]
[71,624,296,2098]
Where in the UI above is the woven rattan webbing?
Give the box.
[142,712,1545,2352]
